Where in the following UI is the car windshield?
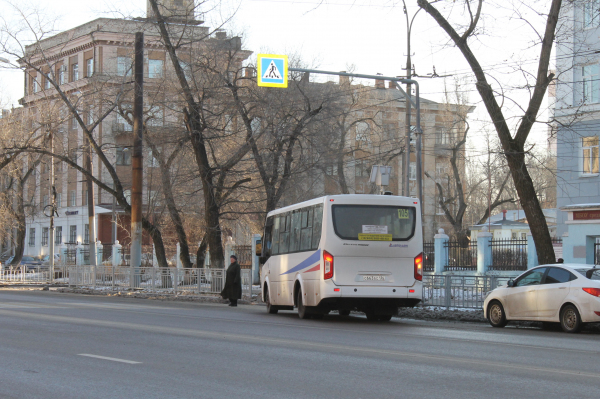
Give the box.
[331,205,416,241]
[22,256,34,261]
[575,268,600,280]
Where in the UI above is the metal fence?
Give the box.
[445,240,477,271]
[596,242,600,264]
[0,265,69,283]
[422,274,512,309]
[232,245,252,269]
[423,241,434,272]
[66,266,256,297]
[489,239,527,271]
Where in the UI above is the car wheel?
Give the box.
[560,304,582,333]
[297,289,310,319]
[487,300,508,328]
[265,287,278,314]
[338,310,351,316]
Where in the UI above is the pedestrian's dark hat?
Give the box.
[230,254,237,260]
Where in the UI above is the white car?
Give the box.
[483,264,600,333]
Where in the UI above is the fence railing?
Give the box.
[232,245,252,269]
[489,239,527,271]
[66,266,256,297]
[423,241,434,272]
[596,242,600,265]
[445,240,477,271]
[422,274,512,309]
[0,265,69,283]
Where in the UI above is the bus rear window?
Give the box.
[332,205,416,241]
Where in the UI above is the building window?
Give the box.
[584,0,600,28]
[116,146,131,166]
[582,136,599,174]
[582,64,599,103]
[59,65,67,84]
[56,193,62,208]
[44,75,52,89]
[32,78,39,93]
[354,159,369,177]
[70,190,76,207]
[72,63,79,81]
[69,225,77,243]
[409,162,417,180]
[86,58,94,77]
[29,228,36,247]
[116,111,133,131]
[148,59,164,78]
[42,194,49,208]
[326,164,338,176]
[148,150,159,167]
[147,106,163,126]
[117,56,132,76]
[84,224,89,244]
[42,227,49,246]
[55,226,62,244]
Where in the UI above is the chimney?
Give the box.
[375,74,385,89]
[388,81,395,89]
[244,68,253,78]
[502,209,507,220]
[215,30,227,40]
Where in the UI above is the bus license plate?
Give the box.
[363,275,385,281]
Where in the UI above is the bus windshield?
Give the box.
[332,205,416,241]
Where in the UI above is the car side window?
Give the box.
[515,268,546,287]
[544,267,574,284]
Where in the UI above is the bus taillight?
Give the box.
[414,253,423,281]
[324,250,334,280]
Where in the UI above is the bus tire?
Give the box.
[366,312,378,321]
[265,286,278,314]
[297,289,311,319]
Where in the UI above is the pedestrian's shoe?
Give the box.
[229,303,237,307]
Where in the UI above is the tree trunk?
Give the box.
[142,218,169,268]
[11,183,26,266]
[196,234,208,268]
[505,149,555,264]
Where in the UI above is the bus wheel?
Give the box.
[339,310,350,317]
[297,289,311,319]
[265,287,278,314]
[365,312,378,321]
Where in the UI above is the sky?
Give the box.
[0,0,554,157]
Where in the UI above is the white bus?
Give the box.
[260,194,423,321]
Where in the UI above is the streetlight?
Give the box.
[0,57,10,64]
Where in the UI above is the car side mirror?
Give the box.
[507,279,514,287]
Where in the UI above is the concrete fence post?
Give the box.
[96,241,103,267]
[176,243,182,269]
[60,244,68,266]
[76,243,84,266]
[527,233,538,269]
[434,228,449,274]
[112,240,122,268]
[152,244,157,268]
[477,227,492,275]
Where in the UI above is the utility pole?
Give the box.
[402,1,423,207]
[48,126,56,282]
[131,32,144,287]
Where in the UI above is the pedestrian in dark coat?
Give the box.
[221,255,242,306]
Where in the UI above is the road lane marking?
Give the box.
[2,308,599,379]
[78,354,141,364]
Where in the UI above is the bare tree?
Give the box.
[417,0,561,263]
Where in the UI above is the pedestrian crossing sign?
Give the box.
[257,54,288,88]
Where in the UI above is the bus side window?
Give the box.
[272,216,280,255]
[311,204,323,250]
[290,211,302,252]
[279,213,290,254]
[264,216,274,257]
[300,208,312,251]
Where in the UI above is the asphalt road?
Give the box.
[1,289,599,399]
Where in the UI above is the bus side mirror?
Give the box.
[259,256,268,264]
